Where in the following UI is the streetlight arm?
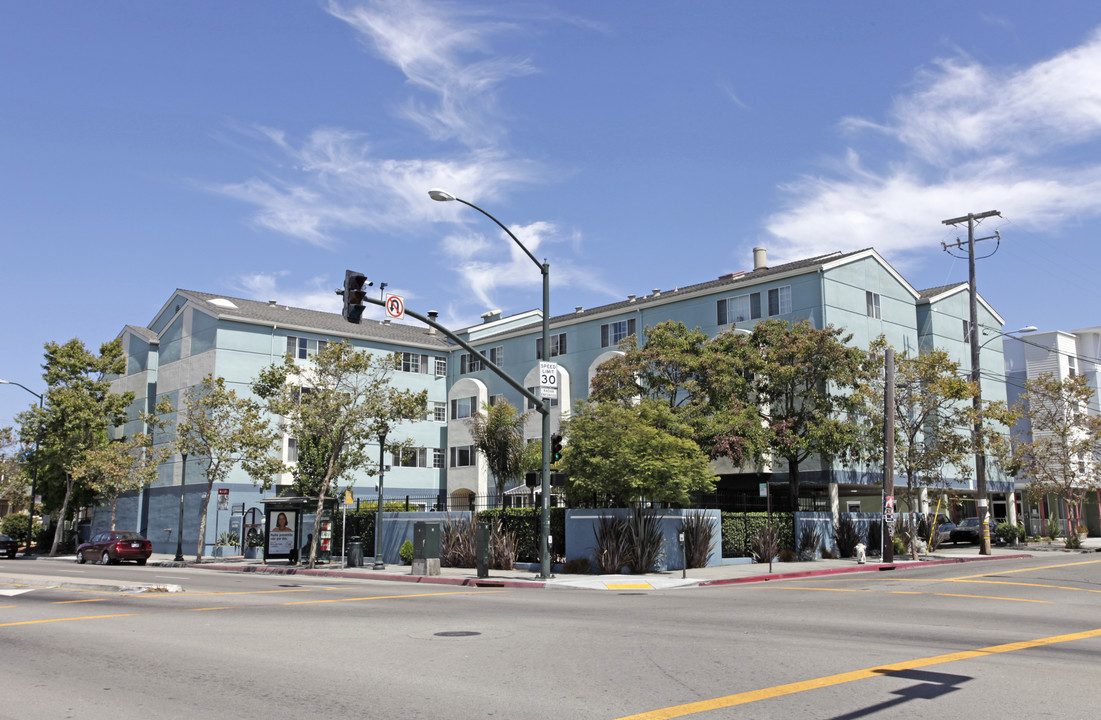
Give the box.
[454,197,543,270]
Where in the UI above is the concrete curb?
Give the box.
[698,553,1034,587]
[196,563,548,589]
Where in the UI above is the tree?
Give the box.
[1013,373,1101,534]
[253,342,426,568]
[0,427,30,514]
[734,320,871,510]
[467,399,530,508]
[589,320,765,467]
[16,339,133,556]
[176,375,284,562]
[72,399,173,530]
[560,399,716,506]
[288,433,334,498]
[860,340,976,557]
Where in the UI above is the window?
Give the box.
[451,396,477,420]
[963,320,971,344]
[402,352,429,373]
[287,438,299,463]
[432,402,447,422]
[433,448,445,469]
[460,353,484,374]
[395,447,428,468]
[536,333,568,359]
[600,318,637,348]
[450,445,474,467]
[767,286,791,316]
[286,336,328,359]
[717,294,754,325]
[488,346,504,366]
[1069,356,1077,377]
[865,291,881,319]
[487,394,504,407]
[527,388,559,409]
[434,357,447,377]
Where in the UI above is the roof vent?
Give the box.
[268,300,277,306]
[481,309,502,324]
[652,289,661,297]
[627,294,636,302]
[575,306,584,313]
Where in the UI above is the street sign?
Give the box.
[345,490,353,505]
[539,361,559,399]
[231,503,245,515]
[385,294,405,319]
[759,483,767,497]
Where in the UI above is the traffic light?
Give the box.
[338,269,372,323]
[550,433,563,463]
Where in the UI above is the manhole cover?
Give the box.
[434,631,481,637]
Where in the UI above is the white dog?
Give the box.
[855,542,867,564]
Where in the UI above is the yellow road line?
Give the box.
[931,592,1050,603]
[52,598,107,605]
[282,589,508,605]
[616,627,1101,720]
[0,613,142,627]
[948,558,1101,580]
[767,585,1048,603]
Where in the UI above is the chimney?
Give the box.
[481,309,502,324]
[267,300,277,306]
[753,246,768,271]
[427,311,438,335]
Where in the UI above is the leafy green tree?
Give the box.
[176,375,284,562]
[589,320,764,467]
[0,427,30,514]
[288,433,334,498]
[860,340,976,557]
[467,399,530,507]
[253,342,426,568]
[16,339,133,555]
[72,399,174,530]
[560,399,716,506]
[1013,373,1101,535]
[733,319,872,510]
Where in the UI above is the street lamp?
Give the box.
[1,379,43,557]
[428,188,554,579]
[174,453,188,562]
[972,324,1037,555]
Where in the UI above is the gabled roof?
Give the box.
[916,282,1005,325]
[151,289,451,349]
[119,324,159,344]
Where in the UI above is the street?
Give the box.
[2,555,1100,719]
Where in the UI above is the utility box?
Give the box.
[411,521,440,576]
[475,522,490,579]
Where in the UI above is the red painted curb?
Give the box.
[697,553,1033,587]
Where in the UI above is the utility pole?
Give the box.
[942,209,1001,555]
[883,348,895,563]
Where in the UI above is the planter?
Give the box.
[245,547,263,559]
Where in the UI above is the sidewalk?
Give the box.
[6,538,1096,594]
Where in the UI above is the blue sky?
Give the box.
[3,1,1101,426]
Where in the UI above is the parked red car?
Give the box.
[76,531,152,565]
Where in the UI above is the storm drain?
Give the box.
[434,631,482,637]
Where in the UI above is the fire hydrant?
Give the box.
[855,542,867,564]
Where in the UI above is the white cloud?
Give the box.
[766,27,1101,267]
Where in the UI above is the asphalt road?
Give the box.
[3,555,1100,719]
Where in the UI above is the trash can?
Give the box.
[347,536,364,567]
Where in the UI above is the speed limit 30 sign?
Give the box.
[539,361,559,399]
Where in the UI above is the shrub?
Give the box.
[892,535,906,555]
[216,531,240,547]
[751,523,781,564]
[797,522,822,561]
[488,519,517,570]
[1,513,40,541]
[399,540,414,565]
[1046,516,1060,541]
[680,511,714,569]
[1065,533,1082,549]
[561,557,592,574]
[778,548,797,562]
[593,514,630,574]
[440,515,477,568]
[993,522,1025,544]
[834,516,863,558]
[477,507,567,563]
[720,512,795,557]
[626,507,665,574]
